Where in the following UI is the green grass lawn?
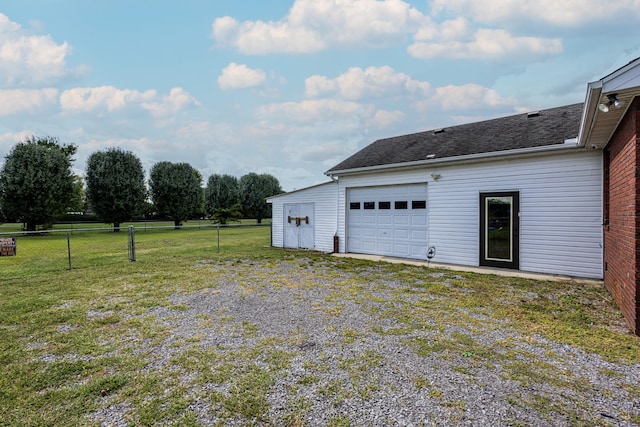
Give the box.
[0,225,638,426]
[0,221,270,277]
[0,225,275,426]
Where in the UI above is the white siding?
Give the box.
[337,150,603,279]
[267,182,338,252]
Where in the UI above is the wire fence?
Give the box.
[0,222,270,280]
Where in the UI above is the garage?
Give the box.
[347,183,428,259]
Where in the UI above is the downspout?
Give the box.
[329,174,340,253]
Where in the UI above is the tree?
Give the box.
[205,174,239,218]
[0,136,76,232]
[85,148,146,232]
[149,161,203,228]
[211,204,242,225]
[239,173,283,223]
[67,175,86,213]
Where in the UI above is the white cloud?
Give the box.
[0,13,20,33]
[211,0,566,61]
[217,63,267,90]
[0,13,85,87]
[257,99,371,123]
[0,130,33,150]
[60,86,155,113]
[409,28,562,59]
[212,16,326,55]
[142,87,200,117]
[368,110,405,129]
[424,83,519,111]
[0,88,58,115]
[212,0,426,54]
[430,0,640,27]
[59,86,198,118]
[305,66,431,100]
[284,141,350,163]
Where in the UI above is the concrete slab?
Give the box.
[331,253,603,285]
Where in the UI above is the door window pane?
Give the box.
[485,197,512,261]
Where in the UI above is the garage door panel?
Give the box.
[410,245,427,258]
[377,242,392,252]
[362,241,376,251]
[363,228,376,237]
[393,215,410,225]
[394,186,409,196]
[393,243,409,255]
[349,227,362,237]
[363,215,376,224]
[348,183,428,260]
[411,216,427,226]
[411,230,428,240]
[393,229,409,239]
[378,215,393,225]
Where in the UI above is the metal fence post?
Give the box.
[128,226,136,262]
[217,223,220,253]
[67,231,72,270]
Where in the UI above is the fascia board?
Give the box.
[577,81,602,147]
[325,143,583,177]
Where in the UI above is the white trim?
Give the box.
[577,82,601,148]
[578,57,640,148]
[266,181,335,202]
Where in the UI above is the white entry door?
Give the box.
[283,203,314,249]
[347,183,428,259]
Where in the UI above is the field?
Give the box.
[0,224,639,426]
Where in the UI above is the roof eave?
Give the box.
[325,143,584,177]
[265,180,336,202]
[577,57,640,149]
[576,81,602,148]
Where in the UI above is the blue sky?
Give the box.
[1,1,639,192]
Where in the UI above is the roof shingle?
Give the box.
[327,103,584,173]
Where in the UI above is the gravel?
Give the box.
[90,257,640,426]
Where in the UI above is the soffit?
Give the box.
[589,88,640,148]
[583,58,640,149]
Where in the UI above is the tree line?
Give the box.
[0,136,283,231]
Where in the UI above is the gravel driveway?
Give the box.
[93,255,640,426]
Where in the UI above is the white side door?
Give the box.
[283,203,314,249]
[297,203,314,249]
[284,203,299,248]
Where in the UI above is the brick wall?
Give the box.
[603,97,640,335]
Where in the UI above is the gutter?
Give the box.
[325,142,586,177]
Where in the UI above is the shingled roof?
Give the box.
[326,103,584,173]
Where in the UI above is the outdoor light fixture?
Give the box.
[598,93,624,113]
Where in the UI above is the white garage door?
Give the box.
[347,183,428,259]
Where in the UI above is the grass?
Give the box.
[0,224,638,425]
[0,220,270,277]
